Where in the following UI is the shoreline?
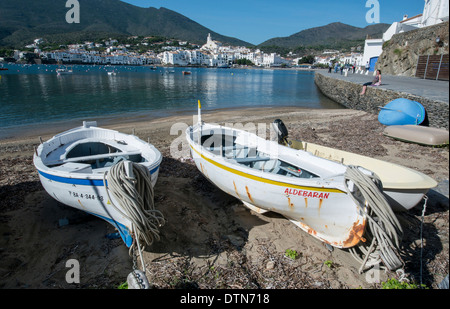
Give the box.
[0,63,318,76]
[0,105,343,142]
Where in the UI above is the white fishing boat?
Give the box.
[187,104,391,250]
[33,121,164,247]
[272,119,438,211]
[56,66,73,75]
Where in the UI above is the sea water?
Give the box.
[0,64,342,138]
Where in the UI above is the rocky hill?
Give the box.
[376,21,449,77]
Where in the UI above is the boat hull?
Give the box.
[296,141,437,211]
[378,98,426,126]
[35,162,160,247]
[186,125,366,249]
[33,122,162,247]
[383,125,449,146]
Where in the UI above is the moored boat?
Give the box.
[33,121,164,247]
[56,66,73,75]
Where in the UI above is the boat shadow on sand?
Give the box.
[1,156,446,288]
[147,157,449,286]
[144,157,271,259]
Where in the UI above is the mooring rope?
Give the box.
[344,165,404,273]
[103,161,166,254]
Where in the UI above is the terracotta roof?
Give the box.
[400,14,423,23]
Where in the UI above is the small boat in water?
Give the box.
[378,98,427,126]
[56,66,73,75]
[272,119,437,211]
[182,71,191,75]
[33,121,163,247]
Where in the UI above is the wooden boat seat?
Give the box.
[51,162,93,174]
[46,151,142,166]
[235,156,270,164]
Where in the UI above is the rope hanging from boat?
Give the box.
[103,161,166,253]
[344,165,404,273]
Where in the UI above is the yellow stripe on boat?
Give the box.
[190,145,345,194]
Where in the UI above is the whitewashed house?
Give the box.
[263,53,284,67]
[161,51,189,66]
[363,0,449,71]
[422,0,449,26]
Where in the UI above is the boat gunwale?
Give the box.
[187,124,347,194]
[298,141,438,190]
[187,124,368,249]
[34,125,163,181]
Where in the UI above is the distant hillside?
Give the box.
[0,0,252,47]
[259,22,390,50]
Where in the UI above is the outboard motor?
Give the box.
[272,119,289,144]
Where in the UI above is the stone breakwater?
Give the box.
[314,72,449,130]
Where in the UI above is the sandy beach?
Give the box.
[0,107,448,289]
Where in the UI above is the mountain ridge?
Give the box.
[258,22,390,49]
[0,0,252,47]
[0,0,391,51]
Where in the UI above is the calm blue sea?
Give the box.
[0,63,342,139]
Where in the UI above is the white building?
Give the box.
[161,51,183,65]
[362,0,449,71]
[362,38,384,69]
[262,53,285,67]
[382,14,423,42]
[422,0,449,26]
[202,33,222,52]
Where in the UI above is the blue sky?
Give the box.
[122,0,427,45]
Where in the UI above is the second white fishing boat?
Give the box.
[185,103,404,250]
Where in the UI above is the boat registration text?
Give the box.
[284,188,330,199]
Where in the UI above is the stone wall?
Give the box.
[376,21,449,77]
[314,72,449,129]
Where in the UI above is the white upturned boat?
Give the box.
[33,121,163,247]
[272,119,438,211]
[186,105,387,249]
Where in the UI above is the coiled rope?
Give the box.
[103,161,166,254]
[344,165,404,273]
